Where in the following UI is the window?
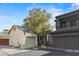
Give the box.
[61,21,66,28]
[70,20,76,27]
[13,28,16,31]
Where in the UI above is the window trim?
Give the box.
[70,20,76,27]
[60,21,66,28]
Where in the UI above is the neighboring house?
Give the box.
[0,32,9,45]
[8,25,37,48]
[51,10,79,49]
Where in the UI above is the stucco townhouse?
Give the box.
[51,10,79,49]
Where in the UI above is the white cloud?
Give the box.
[0,15,22,32]
[26,3,40,11]
[46,7,64,26]
[72,3,79,6]
[0,15,8,22]
[68,3,79,11]
[0,15,7,18]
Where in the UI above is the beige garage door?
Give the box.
[26,37,36,48]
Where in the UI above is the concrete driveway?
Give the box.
[0,45,31,56]
[1,46,79,56]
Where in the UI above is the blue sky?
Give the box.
[0,3,79,32]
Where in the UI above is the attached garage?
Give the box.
[0,39,9,45]
[9,25,37,48]
[52,32,79,49]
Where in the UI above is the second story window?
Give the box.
[61,21,66,28]
[70,20,76,27]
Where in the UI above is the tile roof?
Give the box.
[56,9,79,19]
[9,25,33,34]
[13,25,30,32]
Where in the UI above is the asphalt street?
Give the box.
[11,48,79,56]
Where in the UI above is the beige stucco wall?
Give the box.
[9,27,26,48]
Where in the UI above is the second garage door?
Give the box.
[0,39,9,45]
